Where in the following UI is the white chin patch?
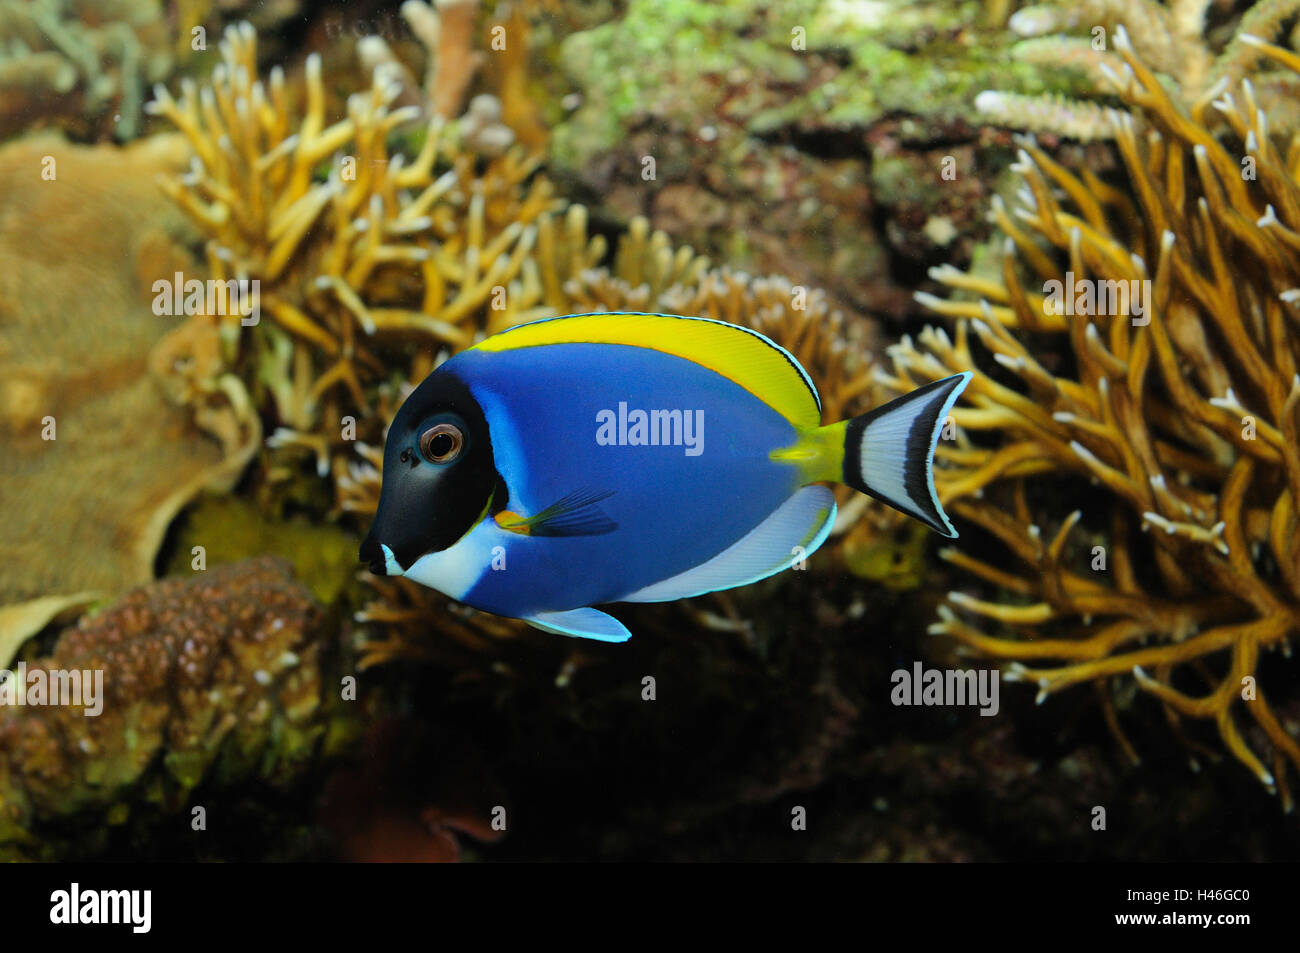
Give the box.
[381,543,404,576]
[404,522,496,601]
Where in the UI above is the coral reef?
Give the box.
[550,0,1068,162]
[977,0,1300,139]
[148,13,897,496]
[401,0,483,120]
[145,16,909,670]
[0,133,258,663]
[883,31,1300,803]
[0,0,309,143]
[6,0,1300,864]
[0,557,349,860]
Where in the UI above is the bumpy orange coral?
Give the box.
[886,30,1300,803]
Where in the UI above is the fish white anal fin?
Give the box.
[527,607,633,643]
[621,485,837,603]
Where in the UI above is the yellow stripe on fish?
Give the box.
[472,311,823,429]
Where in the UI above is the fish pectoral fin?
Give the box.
[495,489,618,537]
[526,607,632,643]
[493,510,532,536]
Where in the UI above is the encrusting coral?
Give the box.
[0,557,347,860]
[0,133,258,666]
[885,28,1300,803]
[976,0,1300,139]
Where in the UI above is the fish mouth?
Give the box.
[359,536,402,576]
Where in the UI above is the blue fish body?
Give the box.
[413,342,803,616]
[359,312,971,642]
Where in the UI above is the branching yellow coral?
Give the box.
[147,20,560,487]
[887,32,1300,804]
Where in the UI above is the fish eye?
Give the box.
[419,422,464,464]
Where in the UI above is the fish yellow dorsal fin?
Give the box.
[473,312,822,428]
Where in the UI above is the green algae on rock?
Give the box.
[551,0,1083,160]
[162,495,360,608]
[545,0,1086,319]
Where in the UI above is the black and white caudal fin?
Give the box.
[842,373,972,538]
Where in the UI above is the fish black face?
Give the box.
[359,367,500,575]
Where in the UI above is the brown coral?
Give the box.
[0,133,257,663]
[887,32,1300,803]
[0,557,341,859]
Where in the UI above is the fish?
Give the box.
[359,311,971,643]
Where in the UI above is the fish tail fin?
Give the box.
[840,373,972,538]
